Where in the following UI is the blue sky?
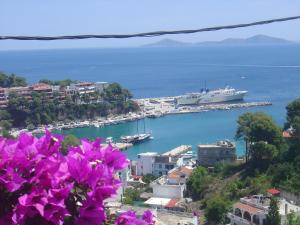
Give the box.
[1,0,300,50]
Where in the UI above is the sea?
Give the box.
[0,45,300,159]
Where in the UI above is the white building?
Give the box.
[69,81,109,96]
[136,152,158,176]
[151,166,193,199]
[228,193,300,225]
[153,155,177,177]
[136,146,193,177]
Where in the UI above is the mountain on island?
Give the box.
[142,38,191,48]
[141,35,294,48]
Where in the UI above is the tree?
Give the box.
[287,212,300,225]
[236,112,284,163]
[266,197,281,225]
[205,195,230,225]
[142,174,157,184]
[61,134,80,155]
[186,166,210,200]
[251,141,278,161]
[286,99,300,128]
[122,188,141,205]
[0,120,12,131]
[0,72,27,87]
[236,112,256,162]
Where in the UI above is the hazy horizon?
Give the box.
[1,0,300,50]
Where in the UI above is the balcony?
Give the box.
[228,213,251,225]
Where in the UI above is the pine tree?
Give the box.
[266,197,281,225]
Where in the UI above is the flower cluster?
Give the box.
[0,131,154,225]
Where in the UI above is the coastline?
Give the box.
[10,96,272,137]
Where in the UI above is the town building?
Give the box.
[69,81,109,96]
[150,166,193,199]
[135,145,193,176]
[197,140,236,167]
[228,191,300,225]
[153,155,177,177]
[0,88,7,108]
[0,81,109,108]
[136,152,158,176]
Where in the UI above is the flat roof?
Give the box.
[144,197,171,206]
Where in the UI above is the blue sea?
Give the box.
[1,45,300,159]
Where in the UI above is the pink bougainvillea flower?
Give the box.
[115,210,153,225]
[75,197,106,225]
[142,210,155,225]
[67,152,92,184]
[102,144,129,170]
[0,131,154,225]
[0,167,26,192]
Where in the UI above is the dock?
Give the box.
[163,145,192,157]
[137,96,272,118]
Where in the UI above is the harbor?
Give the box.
[10,95,272,138]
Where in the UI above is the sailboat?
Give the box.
[120,118,152,144]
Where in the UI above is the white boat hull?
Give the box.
[176,88,247,105]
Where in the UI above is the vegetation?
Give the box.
[204,195,230,225]
[0,73,139,130]
[122,188,142,205]
[61,134,80,155]
[266,197,281,225]
[186,98,300,224]
[186,166,210,200]
[0,72,27,87]
[287,212,300,225]
[142,174,157,184]
[39,79,74,87]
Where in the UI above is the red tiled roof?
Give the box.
[283,131,292,138]
[168,166,193,179]
[234,202,261,215]
[267,188,280,195]
[132,175,142,180]
[165,199,179,208]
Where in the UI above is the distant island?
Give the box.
[142,35,295,48]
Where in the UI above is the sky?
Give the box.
[1,0,300,50]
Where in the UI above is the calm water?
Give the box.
[1,45,300,159]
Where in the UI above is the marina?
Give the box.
[10,96,272,138]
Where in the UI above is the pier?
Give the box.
[162,145,192,157]
[137,96,272,118]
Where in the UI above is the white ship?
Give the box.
[176,86,248,105]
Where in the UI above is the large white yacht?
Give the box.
[175,86,248,105]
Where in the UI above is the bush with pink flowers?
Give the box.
[0,131,154,225]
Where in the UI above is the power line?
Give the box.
[1,15,300,41]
